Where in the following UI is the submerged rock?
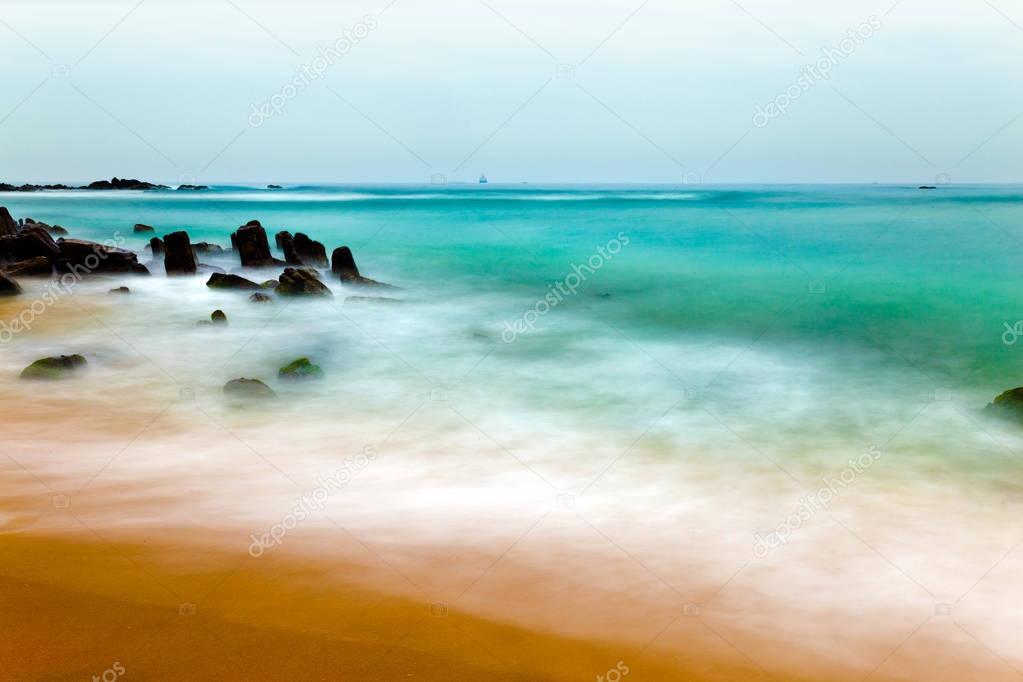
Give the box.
[48,225,68,236]
[260,280,278,289]
[163,231,197,275]
[20,354,87,379]
[4,256,53,277]
[211,309,227,324]
[278,357,325,381]
[0,273,22,295]
[249,292,273,303]
[206,272,260,290]
[134,223,155,233]
[224,378,276,399]
[109,286,130,294]
[985,388,1023,421]
[192,242,224,257]
[276,267,332,297]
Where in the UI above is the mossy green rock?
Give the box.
[986,387,1023,421]
[278,357,325,381]
[20,354,87,379]
[223,378,276,399]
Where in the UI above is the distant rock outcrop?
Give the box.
[83,177,167,191]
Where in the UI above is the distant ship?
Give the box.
[479,174,488,184]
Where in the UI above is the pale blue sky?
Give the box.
[1,0,1021,184]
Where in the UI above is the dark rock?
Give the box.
[177,184,209,191]
[82,177,167,191]
[278,357,325,381]
[233,223,273,266]
[249,292,273,303]
[0,226,60,263]
[0,207,17,237]
[293,233,327,267]
[331,246,359,279]
[109,286,130,294]
[0,273,21,295]
[134,223,155,233]
[918,186,937,190]
[163,231,197,275]
[224,378,276,399]
[211,309,227,324]
[260,280,278,289]
[206,272,260,290]
[986,388,1023,421]
[149,237,164,256]
[4,256,53,277]
[47,225,68,236]
[276,231,300,265]
[192,242,224,257]
[56,238,149,275]
[20,354,86,379]
[267,184,282,189]
[276,267,332,297]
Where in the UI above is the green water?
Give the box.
[3,184,1023,483]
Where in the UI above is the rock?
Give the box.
[260,280,278,289]
[48,225,68,236]
[0,207,17,237]
[267,184,282,189]
[134,223,155,233]
[206,272,260,290]
[918,186,937,190]
[197,263,225,274]
[223,378,276,399]
[0,273,21,295]
[109,286,130,294]
[344,296,401,304]
[276,267,333,297]
[192,242,224,257]
[331,246,359,279]
[0,226,60,263]
[20,354,86,379]
[985,388,1023,421]
[163,231,197,275]
[82,177,167,191]
[278,357,325,381]
[177,184,209,191]
[249,292,273,303]
[232,223,276,266]
[276,231,301,265]
[4,256,53,277]
[150,237,164,256]
[56,239,149,275]
[293,233,327,267]
[211,309,227,324]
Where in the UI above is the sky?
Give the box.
[1,0,1021,184]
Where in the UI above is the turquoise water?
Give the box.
[4,184,1023,482]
